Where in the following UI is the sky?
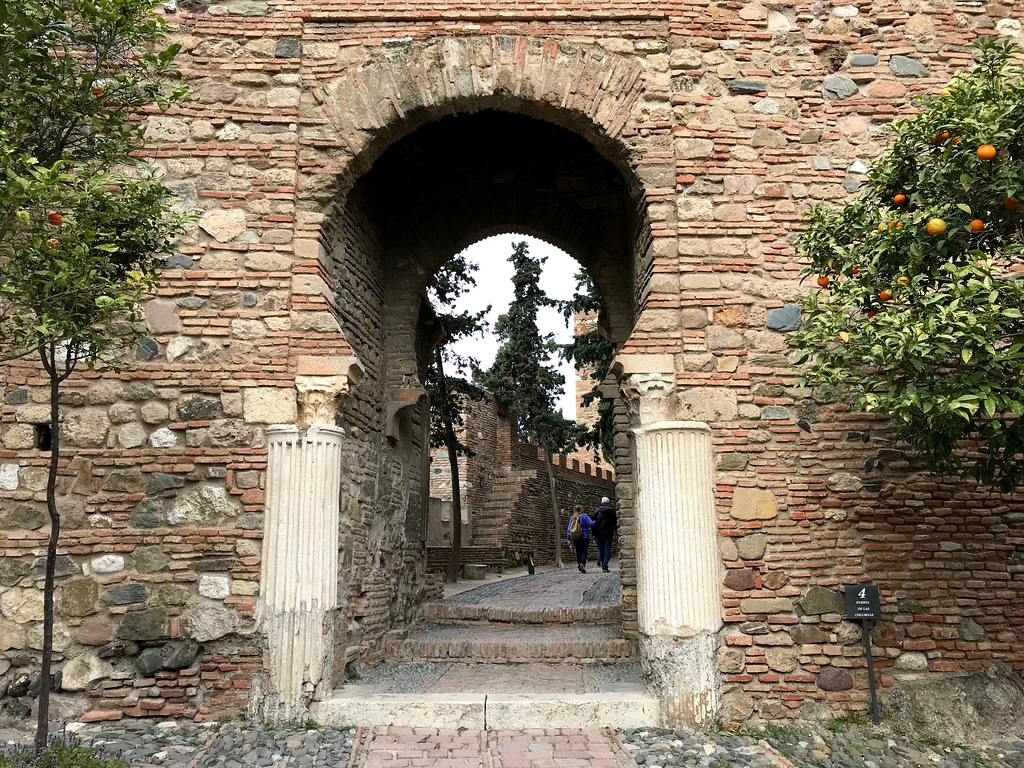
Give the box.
[443,234,582,420]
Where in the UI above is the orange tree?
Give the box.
[791,37,1024,492]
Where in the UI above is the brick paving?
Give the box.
[355,727,630,768]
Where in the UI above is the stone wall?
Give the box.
[1,0,1023,727]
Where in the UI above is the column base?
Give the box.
[640,631,721,729]
[262,609,335,726]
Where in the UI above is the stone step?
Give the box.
[424,601,620,626]
[385,623,632,663]
[309,692,658,730]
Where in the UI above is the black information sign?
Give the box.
[845,584,881,724]
[845,585,881,620]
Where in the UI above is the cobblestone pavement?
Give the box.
[1,722,355,768]
[6,721,1024,767]
[622,724,1024,768]
[442,566,620,609]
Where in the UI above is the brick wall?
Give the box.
[1,0,1023,725]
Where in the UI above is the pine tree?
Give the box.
[424,254,488,582]
[558,271,616,464]
[478,241,581,568]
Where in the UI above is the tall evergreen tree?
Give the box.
[424,254,488,582]
[478,241,581,568]
[558,271,616,464]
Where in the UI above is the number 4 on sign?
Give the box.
[859,588,866,599]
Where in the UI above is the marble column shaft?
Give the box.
[260,424,344,725]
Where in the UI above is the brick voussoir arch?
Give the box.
[305,35,654,197]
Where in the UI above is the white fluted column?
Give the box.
[260,424,344,725]
[632,421,722,727]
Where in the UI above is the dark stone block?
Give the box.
[102,583,148,606]
[767,304,802,332]
[135,647,165,676]
[166,253,194,269]
[191,557,239,572]
[178,395,220,421]
[117,608,169,641]
[275,37,302,58]
[850,53,879,67]
[729,80,768,94]
[136,338,160,361]
[5,390,29,405]
[133,499,165,528]
[890,55,930,78]
[146,472,185,495]
[161,639,201,670]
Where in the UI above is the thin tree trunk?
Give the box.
[436,348,463,583]
[545,448,563,569]
[35,343,61,753]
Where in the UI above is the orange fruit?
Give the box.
[940,131,951,142]
[46,238,59,249]
[977,144,997,161]
[817,276,830,287]
[940,89,949,97]
[931,133,941,144]
[896,221,904,228]
[889,221,896,228]
[1006,197,1020,211]
[880,289,893,302]
[926,218,947,235]
[952,137,960,146]
[897,276,910,285]
[970,219,985,232]
[46,212,62,226]
[893,193,906,205]
[877,224,885,231]
[850,266,859,275]
[91,88,104,96]
[867,310,876,318]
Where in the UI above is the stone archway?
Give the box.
[256,35,723,728]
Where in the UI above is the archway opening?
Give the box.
[320,108,650,693]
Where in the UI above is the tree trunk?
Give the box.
[545,448,563,569]
[436,348,463,583]
[35,345,61,752]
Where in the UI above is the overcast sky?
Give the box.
[444,234,582,420]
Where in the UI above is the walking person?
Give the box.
[591,497,617,572]
[567,504,595,573]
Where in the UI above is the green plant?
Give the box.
[826,709,872,732]
[0,732,128,768]
[345,668,362,682]
[0,0,189,750]
[791,37,1024,492]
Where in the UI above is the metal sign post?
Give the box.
[845,584,882,725]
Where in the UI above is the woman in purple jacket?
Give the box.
[567,505,595,573]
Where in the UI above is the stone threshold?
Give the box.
[424,602,621,625]
[309,692,660,730]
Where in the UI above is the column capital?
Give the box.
[620,371,678,427]
[294,355,364,427]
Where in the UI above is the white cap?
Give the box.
[601,497,610,504]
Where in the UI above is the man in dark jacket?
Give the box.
[591,497,617,572]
